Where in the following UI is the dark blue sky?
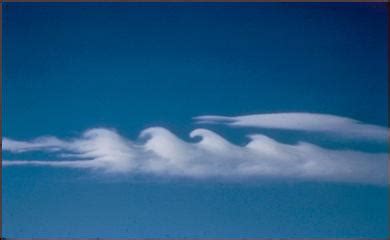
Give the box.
[2,2,388,238]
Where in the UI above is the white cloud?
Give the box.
[2,137,69,153]
[3,128,138,173]
[194,113,388,140]
[2,125,387,185]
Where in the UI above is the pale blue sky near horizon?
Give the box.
[2,2,388,238]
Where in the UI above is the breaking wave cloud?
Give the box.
[3,113,388,185]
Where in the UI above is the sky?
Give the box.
[2,2,389,238]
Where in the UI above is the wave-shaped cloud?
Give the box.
[195,113,388,140]
[3,124,387,185]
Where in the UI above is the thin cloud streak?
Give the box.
[194,113,388,140]
[2,125,387,185]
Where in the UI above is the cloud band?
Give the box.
[194,113,388,140]
[3,122,387,185]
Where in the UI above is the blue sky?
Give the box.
[2,2,388,238]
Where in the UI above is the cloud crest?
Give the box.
[3,115,388,185]
[195,113,388,140]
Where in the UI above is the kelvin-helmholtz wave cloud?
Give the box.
[2,113,388,185]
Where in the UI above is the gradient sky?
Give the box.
[2,2,388,238]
